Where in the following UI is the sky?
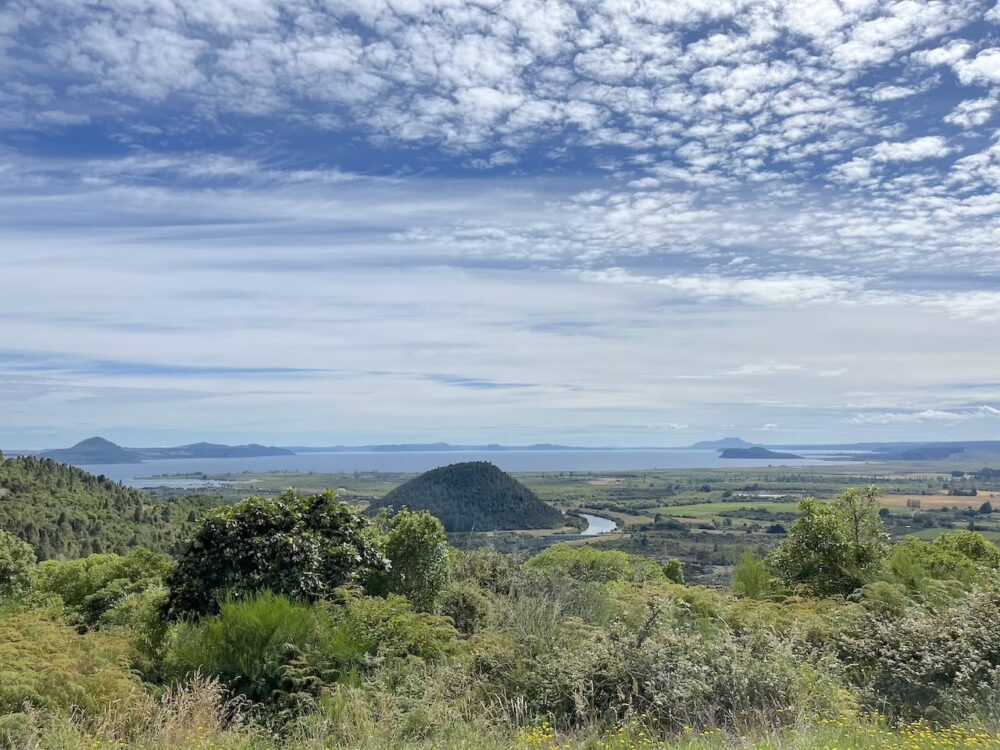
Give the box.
[2,0,1000,449]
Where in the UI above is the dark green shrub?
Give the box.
[164,592,346,712]
[166,490,388,618]
[367,510,450,612]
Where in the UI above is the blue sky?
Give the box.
[3,0,1000,448]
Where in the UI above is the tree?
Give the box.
[367,510,450,612]
[768,488,888,597]
[166,490,388,618]
[0,529,35,601]
[834,485,890,573]
[979,500,994,515]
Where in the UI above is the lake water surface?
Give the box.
[71,449,861,488]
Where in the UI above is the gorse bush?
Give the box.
[165,590,458,713]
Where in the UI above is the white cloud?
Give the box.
[848,405,1000,424]
[870,136,953,162]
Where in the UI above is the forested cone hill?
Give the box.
[0,455,220,559]
[368,461,565,532]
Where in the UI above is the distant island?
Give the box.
[367,461,565,532]
[720,447,804,460]
[36,437,293,465]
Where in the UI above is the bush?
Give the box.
[526,544,666,585]
[164,592,345,712]
[367,510,450,612]
[439,581,490,635]
[166,490,388,618]
[840,584,1000,720]
[164,591,457,712]
[32,547,172,625]
[732,552,774,599]
[0,529,34,602]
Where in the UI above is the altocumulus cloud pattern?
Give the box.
[3,0,1000,445]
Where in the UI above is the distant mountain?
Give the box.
[367,461,565,532]
[689,437,754,450]
[139,442,294,459]
[39,437,142,465]
[720,447,803,460]
[34,438,293,463]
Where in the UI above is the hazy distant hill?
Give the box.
[35,437,292,463]
[39,437,142,464]
[139,442,294,459]
[689,437,754,450]
[367,461,564,532]
[720,447,803,459]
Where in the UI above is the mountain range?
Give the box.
[36,437,293,465]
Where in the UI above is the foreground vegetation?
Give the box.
[3,467,1000,749]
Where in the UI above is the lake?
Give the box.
[70,449,860,488]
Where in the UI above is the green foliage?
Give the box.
[0,529,34,601]
[439,580,490,635]
[166,489,388,617]
[841,584,1000,720]
[368,510,450,611]
[0,456,220,559]
[526,543,667,585]
[165,591,457,712]
[769,489,889,597]
[663,558,685,584]
[368,461,564,532]
[731,551,774,599]
[32,547,172,625]
[165,593,343,711]
[883,531,1000,601]
[0,610,140,715]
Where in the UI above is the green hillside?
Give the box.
[0,456,220,559]
[368,461,564,532]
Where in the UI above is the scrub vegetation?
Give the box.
[3,460,1000,749]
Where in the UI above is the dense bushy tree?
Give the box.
[769,488,889,597]
[166,489,388,618]
[367,510,450,612]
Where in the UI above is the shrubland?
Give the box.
[2,484,1000,749]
